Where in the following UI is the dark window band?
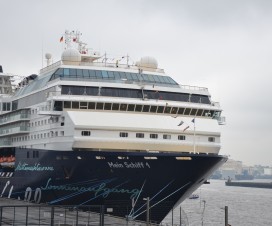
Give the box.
[61,85,210,104]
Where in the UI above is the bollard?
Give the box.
[0,207,2,226]
[50,206,54,226]
[225,206,228,226]
[26,206,28,226]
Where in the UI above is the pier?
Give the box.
[0,198,162,226]
[225,181,272,189]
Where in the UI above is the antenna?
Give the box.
[45,53,52,66]
[42,39,44,68]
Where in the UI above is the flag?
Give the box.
[183,126,189,132]
[60,36,64,42]
[191,118,195,123]
[177,121,184,126]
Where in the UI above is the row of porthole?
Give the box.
[82,131,216,142]
[12,131,65,142]
[81,131,186,140]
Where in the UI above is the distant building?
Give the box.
[221,159,243,174]
[264,168,272,176]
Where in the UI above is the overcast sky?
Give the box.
[1,0,272,166]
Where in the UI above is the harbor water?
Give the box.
[163,179,272,226]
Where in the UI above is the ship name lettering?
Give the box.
[15,162,54,171]
[107,162,146,169]
[107,162,124,168]
[124,162,145,168]
[41,178,140,199]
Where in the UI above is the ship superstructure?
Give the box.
[0,30,226,223]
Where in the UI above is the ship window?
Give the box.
[190,109,197,116]
[120,132,128,137]
[89,70,96,78]
[104,103,112,110]
[95,70,103,78]
[178,135,186,140]
[107,71,114,78]
[12,101,18,111]
[184,108,191,115]
[125,72,133,80]
[208,137,215,142]
[88,102,96,109]
[76,69,83,77]
[196,109,203,116]
[112,103,119,110]
[101,70,108,78]
[55,68,63,76]
[60,131,64,136]
[127,104,135,111]
[202,110,210,117]
[54,101,63,111]
[82,69,89,78]
[81,131,91,136]
[120,104,127,111]
[135,105,142,112]
[69,69,77,77]
[178,108,185,114]
[2,102,10,111]
[142,105,150,112]
[153,75,161,83]
[114,71,121,79]
[63,68,69,76]
[136,133,144,138]
[171,107,178,114]
[150,134,158,139]
[72,102,79,109]
[96,102,104,110]
[150,106,157,113]
[131,73,139,81]
[64,101,71,108]
[157,106,164,113]
[210,110,215,117]
[164,106,171,114]
[119,72,126,80]
[163,134,171,140]
[80,102,88,109]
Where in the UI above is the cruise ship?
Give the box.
[0,30,227,223]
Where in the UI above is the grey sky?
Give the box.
[1,0,272,165]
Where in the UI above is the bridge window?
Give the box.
[81,131,91,136]
[150,134,158,139]
[208,137,215,142]
[178,135,186,140]
[163,134,171,140]
[136,133,144,138]
[120,132,128,138]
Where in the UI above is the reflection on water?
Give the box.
[163,179,272,226]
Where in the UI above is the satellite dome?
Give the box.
[45,53,52,60]
[61,48,81,63]
[137,56,158,69]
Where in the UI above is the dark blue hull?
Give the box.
[0,148,226,223]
